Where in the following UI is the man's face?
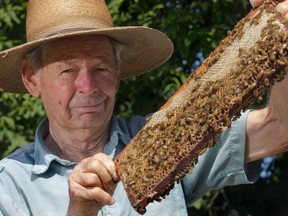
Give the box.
[35,35,120,132]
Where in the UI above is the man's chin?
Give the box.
[76,114,106,128]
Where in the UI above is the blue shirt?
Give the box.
[0,111,260,216]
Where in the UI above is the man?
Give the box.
[0,0,288,215]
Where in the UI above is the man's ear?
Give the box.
[20,60,41,97]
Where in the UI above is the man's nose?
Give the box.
[76,70,99,95]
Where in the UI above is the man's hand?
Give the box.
[67,153,119,216]
[276,0,288,19]
[246,76,288,162]
[246,0,288,162]
[250,0,288,18]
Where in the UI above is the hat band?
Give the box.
[29,27,98,42]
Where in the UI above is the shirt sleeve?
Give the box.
[181,110,261,205]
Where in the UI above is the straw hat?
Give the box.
[0,0,173,93]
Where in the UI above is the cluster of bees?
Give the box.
[115,0,288,214]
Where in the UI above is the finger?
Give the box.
[69,177,115,205]
[88,187,115,205]
[72,172,103,188]
[86,159,116,192]
[250,0,263,8]
[94,153,119,182]
[78,154,117,192]
[276,1,288,16]
[76,153,116,180]
[82,153,118,182]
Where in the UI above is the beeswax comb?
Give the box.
[115,0,288,214]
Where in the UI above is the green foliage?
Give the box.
[0,0,26,50]
[110,0,251,117]
[0,0,40,158]
[0,93,45,157]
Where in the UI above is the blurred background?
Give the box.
[0,0,287,215]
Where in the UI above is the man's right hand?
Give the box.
[67,153,119,216]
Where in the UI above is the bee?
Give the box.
[276,59,286,66]
[198,148,207,156]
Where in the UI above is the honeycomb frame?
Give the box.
[115,0,288,214]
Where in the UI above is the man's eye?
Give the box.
[98,68,109,71]
[96,68,112,74]
[61,69,74,74]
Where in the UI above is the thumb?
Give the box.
[249,0,263,8]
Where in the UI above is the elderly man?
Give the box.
[0,0,288,215]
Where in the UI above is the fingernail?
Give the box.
[113,172,119,182]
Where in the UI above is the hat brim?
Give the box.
[0,26,173,93]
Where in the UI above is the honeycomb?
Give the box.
[114,0,288,214]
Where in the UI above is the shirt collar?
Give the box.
[32,116,130,175]
[32,118,76,174]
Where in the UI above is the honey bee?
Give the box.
[276,59,286,66]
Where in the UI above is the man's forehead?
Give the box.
[42,35,115,64]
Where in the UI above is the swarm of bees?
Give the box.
[115,0,288,214]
